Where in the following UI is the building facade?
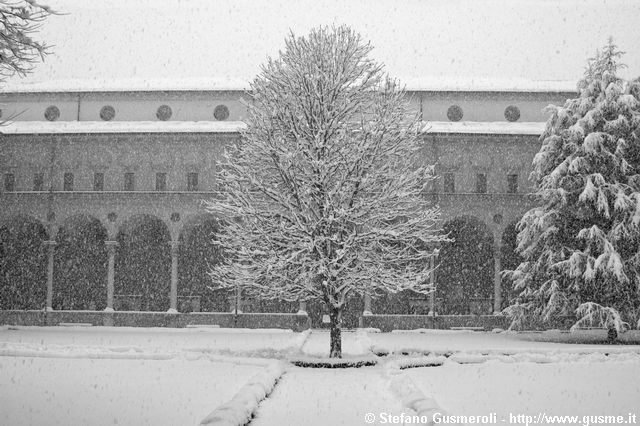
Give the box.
[0,86,574,327]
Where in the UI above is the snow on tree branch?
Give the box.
[0,0,54,81]
[204,26,446,357]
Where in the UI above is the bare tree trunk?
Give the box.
[329,305,343,358]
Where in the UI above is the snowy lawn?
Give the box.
[0,355,263,426]
[0,326,306,425]
[368,329,640,355]
[3,327,640,426]
[404,356,640,420]
[0,326,307,358]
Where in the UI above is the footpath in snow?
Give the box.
[250,331,416,426]
[250,365,411,426]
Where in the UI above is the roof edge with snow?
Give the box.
[1,120,546,135]
[0,78,579,94]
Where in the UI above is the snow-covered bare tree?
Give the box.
[206,26,445,358]
[504,39,640,339]
[0,0,53,81]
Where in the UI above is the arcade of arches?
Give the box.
[0,213,521,321]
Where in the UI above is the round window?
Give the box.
[214,104,230,121]
[446,105,463,122]
[156,105,172,121]
[100,105,116,121]
[44,105,60,121]
[504,105,521,122]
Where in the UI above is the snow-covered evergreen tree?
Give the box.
[504,39,640,338]
[205,26,445,358]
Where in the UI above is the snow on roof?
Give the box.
[402,77,577,93]
[0,77,577,94]
[423,121,546,135]
[0,78,251,94]
[0,121,247,134]
[0,120,545,136]
[2,0,638,94]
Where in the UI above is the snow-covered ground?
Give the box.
[251,366,411,426]
[0,356,262,426]
[2,326,640,426]
[0,326,306,358]
[0,326,300,426]
[368,329,640,355]
[406,358,640,420]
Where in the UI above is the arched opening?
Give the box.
[0,217,48,309]
[437,216,494,314]
[501,220,524,307]
[115,215,171,311]
[53,215,107,310]
[179,216,226,312]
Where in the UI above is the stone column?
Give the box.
[229,286,242,314]
[297,300,307,315]
[169,240,179,313]
[363,292,372,316]
[44,240,56,311]
[493,243,503,314]
[104,241,118,312]
[428,249,439,316]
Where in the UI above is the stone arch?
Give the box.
[53,214,108,310]
[178,213,226,312]
[500,219,524,307]
[0,215,49,309]
[437,215,495,314]
[115,214,171,311]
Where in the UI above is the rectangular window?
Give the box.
[476,173,487,193]
[443,173,455,193]
[187,172,198,191]
[93,173,104,191]
[507,174,518,193]
[4,173,15,192]
[155,172,167,191]
[124,172,135,191]
[33,173,44,191]
[63,172,74,191]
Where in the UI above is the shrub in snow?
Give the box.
[504,39,640,337]
[289,356,378,368]
[200,361,285,426]
[206,26,446,358]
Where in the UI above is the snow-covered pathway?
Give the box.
[250,365,410,426]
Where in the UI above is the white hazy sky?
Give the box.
[9,0,640,90]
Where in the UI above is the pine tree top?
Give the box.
[580,37,627,90]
